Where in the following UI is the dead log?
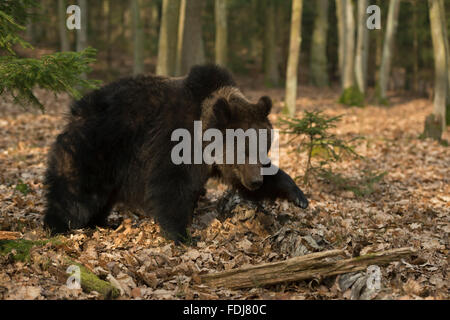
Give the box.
[200,247,416,289]
[0,231,21,240]
[49,261,120,299]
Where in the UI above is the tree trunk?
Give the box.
[374,0,383,86]
[26,8,35,45]
[438,0,450,126]
[335,0,345,86]
[284,0,304,117]
[176,0,206,76]
[215,0,228,67]
[338,0,364,106]
[103,0,112,70]
[151,3,160,28]
[200,248,415,289]
[310,0,329,87]
[264,0,280,87]
[175,0,186,76]
[249,0,262,62]
[157,0,180,76]
[132,0,145,75]
[412,0,419,92]
[342,0,355,90]
[121,2,132,48]
[277,3,289,80]
[355,0,368,93]
[363,11,369,90]
[378,0,400,104]
[76,0,88,52]
[424,0,448,139]
[76,0,88,80]
[58,0,70,51]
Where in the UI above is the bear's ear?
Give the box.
[212,97,232,125]
[257,96,272,117]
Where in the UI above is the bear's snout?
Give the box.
[239,165,264,191]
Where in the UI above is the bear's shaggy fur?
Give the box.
[44,64,308,243]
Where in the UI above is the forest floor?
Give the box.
[0,84,448,300]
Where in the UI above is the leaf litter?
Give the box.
[0,87,448,300]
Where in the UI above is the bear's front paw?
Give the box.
[294,196,309,209]
[291,189,309,209]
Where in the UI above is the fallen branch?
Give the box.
[200,247,416,289]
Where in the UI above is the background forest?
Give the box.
[0,0,448,300]
[9,0,450,138]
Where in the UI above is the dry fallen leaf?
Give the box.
[403,279,425,296]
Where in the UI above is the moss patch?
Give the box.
[338,86,365,107]
[66,261,120,299]
[15,180,31,195]
[0,239,48,262]
[0,237,64,262]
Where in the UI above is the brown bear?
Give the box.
[43,64,308,243]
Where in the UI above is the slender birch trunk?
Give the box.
[284,0,304,117]
[58,0,70,51]
[103,0,112,70]
[310,0,329,87]
[264,0,280,87]
[76,0,87,80]
[438,0,450,125]
[378,0,400,103]
[157,0,180,76]
[176,0,206,76]
[336,0,346,86]
[355,0,368,93]
[342,0,355,90]
[424,0,448,139]
[132,0,144,75]
[215,0,228,67]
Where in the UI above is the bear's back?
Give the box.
[69,64,236,122]
[69,75,185,121]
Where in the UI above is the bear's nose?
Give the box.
[249,179,263,190]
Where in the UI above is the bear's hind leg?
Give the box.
[148,189,197,244]
[154,200,193,244]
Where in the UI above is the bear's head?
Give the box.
[200,87,273,191]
